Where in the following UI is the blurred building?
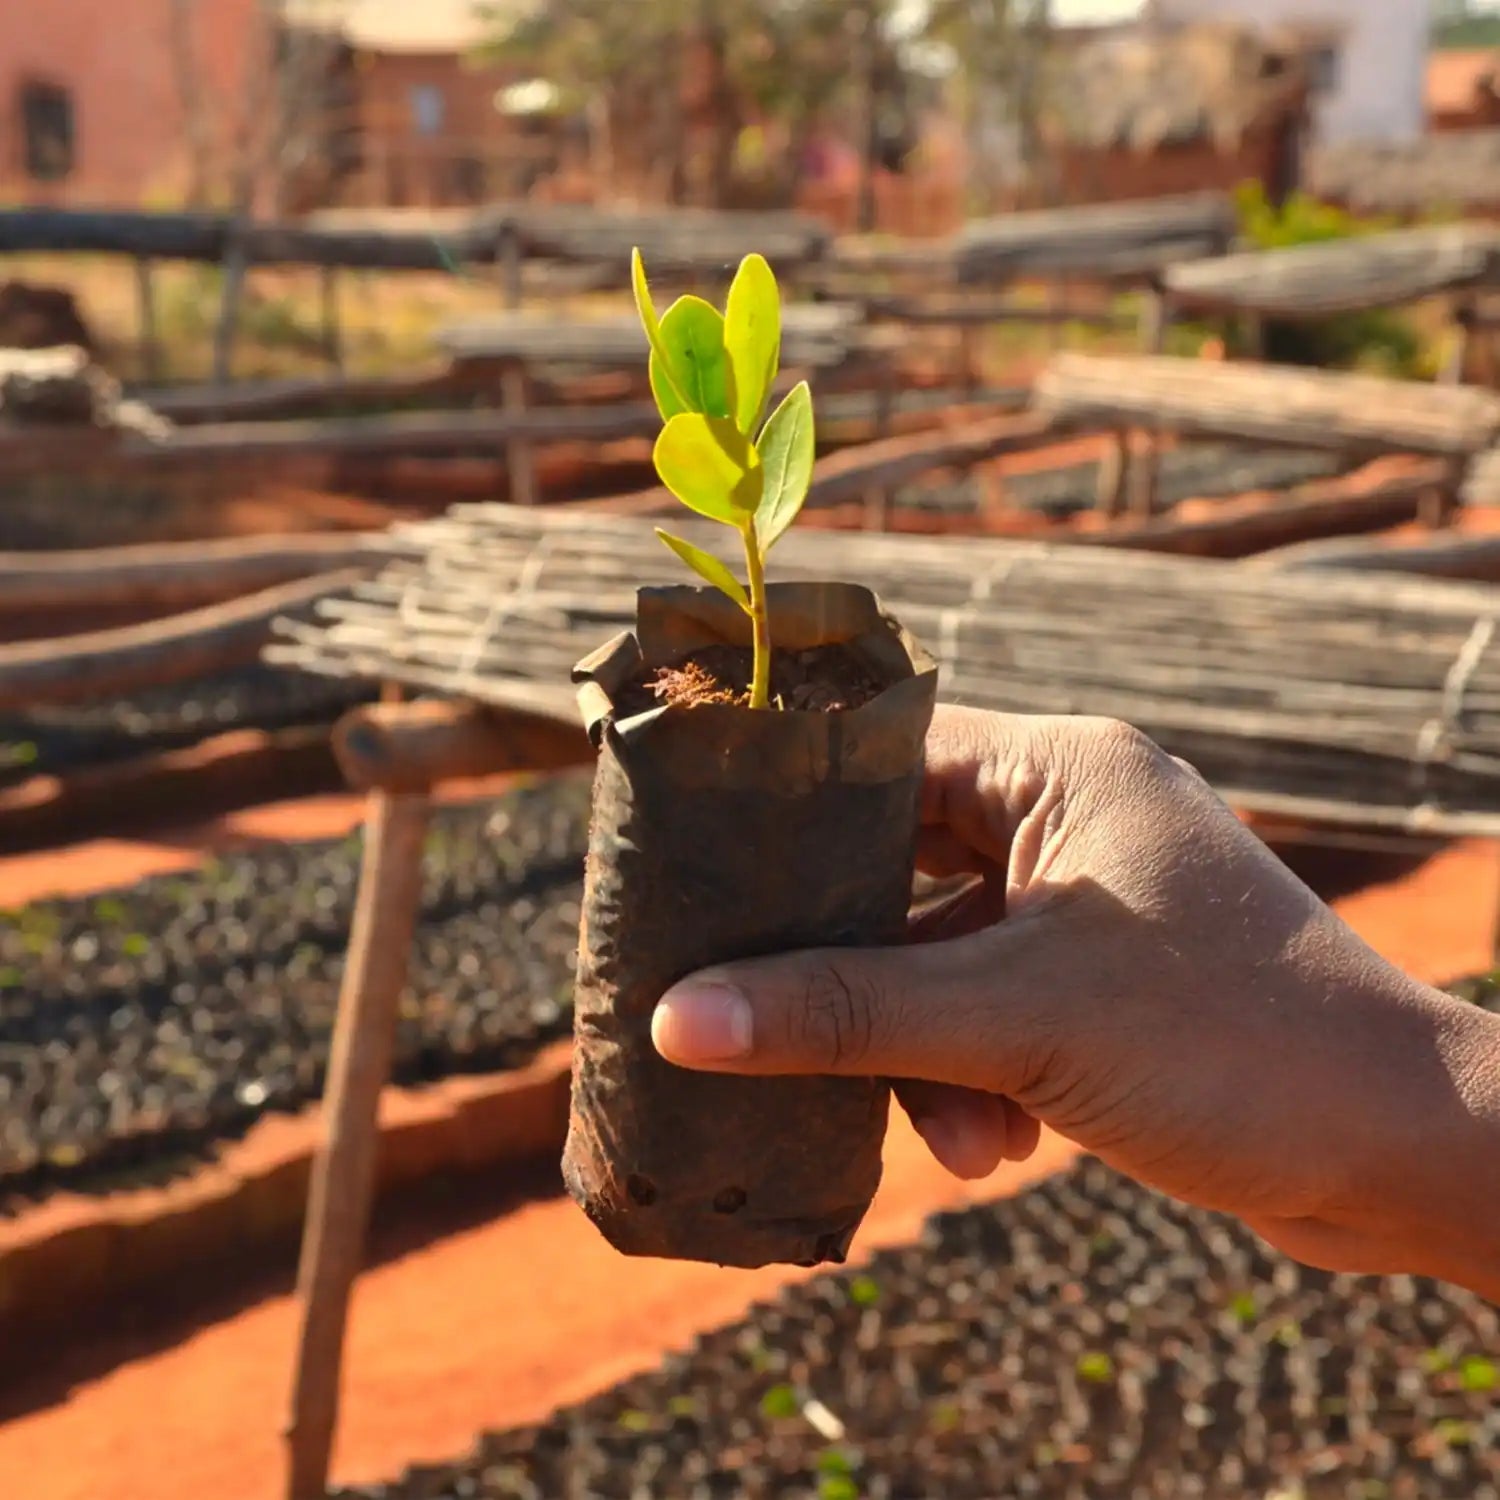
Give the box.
[1040,22,1316,206]
[1148,0,1428,145]
[280,0,558,210]
[0,0,549,210]
[0,0,262,204]
[1427,50,1500,133]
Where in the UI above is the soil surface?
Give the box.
[630,642,887,716]
[1,836,1493,1500]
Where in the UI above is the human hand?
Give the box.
[652,706,1500,1292]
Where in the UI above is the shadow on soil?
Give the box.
[0,1156,565,1426]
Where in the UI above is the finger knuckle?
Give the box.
[797,961,886,1071]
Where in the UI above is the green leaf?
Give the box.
[655,529,750,610]
[725,252,781,434]
[754,380,815,551]
[632,247,691,412]
[649,351,688,420]
[654,296,734,420]
[654,413,762,523]
[760,1383,800,1420]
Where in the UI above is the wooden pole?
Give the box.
[1096,431,1129,518]
[500,359,537,506]
[1427,301,1476,528]
[320,266,344,372]
[135,256,162,383]
[284,788,432,1500]
[213,228,250,384]
[862,355,898,530]
[1127,287,1169,519]
[499,225,523,310]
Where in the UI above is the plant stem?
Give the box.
[742,521,771,710]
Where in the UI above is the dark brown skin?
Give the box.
[653,706,1500,1302]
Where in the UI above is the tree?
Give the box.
[482,0,921,213]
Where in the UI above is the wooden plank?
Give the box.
[1255,531,1500,582]
[1164,225,1500,320]
[0,534,385,616]
[331,699,591,792]
[1036,353,1500,458]
[0,570,366,711]
[956,193,1234,284]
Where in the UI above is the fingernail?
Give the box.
[652,982,754,1062]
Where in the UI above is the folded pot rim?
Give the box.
[572,580,938,752]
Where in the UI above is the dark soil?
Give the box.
[622,642,888,718]
[336,1157,1500,1500]
[0,665,376,789]
[0,776,591,1206]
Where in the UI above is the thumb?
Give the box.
[650,925,1041,1094]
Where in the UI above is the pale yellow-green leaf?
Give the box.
[653,413,763,524]
[632,247,691,411]
[754,380,815,551]
[655,529,750,610]
[724,253,781,435]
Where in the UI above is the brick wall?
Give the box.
[0,0,261,204]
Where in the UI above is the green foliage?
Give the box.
[1231,183,1426,378]
[1227,1290,1259,1328]
[634,247,816,710]
[654,529,750,609]
[760,1382,801,1419]
[653,413,763,521]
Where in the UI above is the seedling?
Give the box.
[632,247,815,710]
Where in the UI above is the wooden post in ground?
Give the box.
[1096,431,1130,519]
[283,787,432,1500]
[1426,300,1475,528]
[1127,286,1170,519]
[499,225,523,310]
[320,267,344,372]
[134,256,162,383]
[500,359,537,506]
[213,227,250,385]
[862,357,898,530]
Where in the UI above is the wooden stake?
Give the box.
[1096,430,1129,518]
[499,225,523,310]
[1128,287,1169,518]
[135,256,161,383]
[213,229,250,384]
[283,789,432,1500]
[320,266,344,372]
[500,360,537,506]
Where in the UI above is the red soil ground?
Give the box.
[2,797,1495,1500]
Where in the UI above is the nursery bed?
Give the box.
[0,664,376,788]
[0,776,590,1202]
[340,1156,1500,1500]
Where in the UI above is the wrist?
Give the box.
[1344,988,1500,1298]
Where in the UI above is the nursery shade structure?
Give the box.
[271,504,1500,837]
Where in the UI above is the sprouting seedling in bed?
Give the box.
[632,247,815,710]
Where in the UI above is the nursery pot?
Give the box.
[564,580,938,1269]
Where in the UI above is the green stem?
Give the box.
[742,521,771,710]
